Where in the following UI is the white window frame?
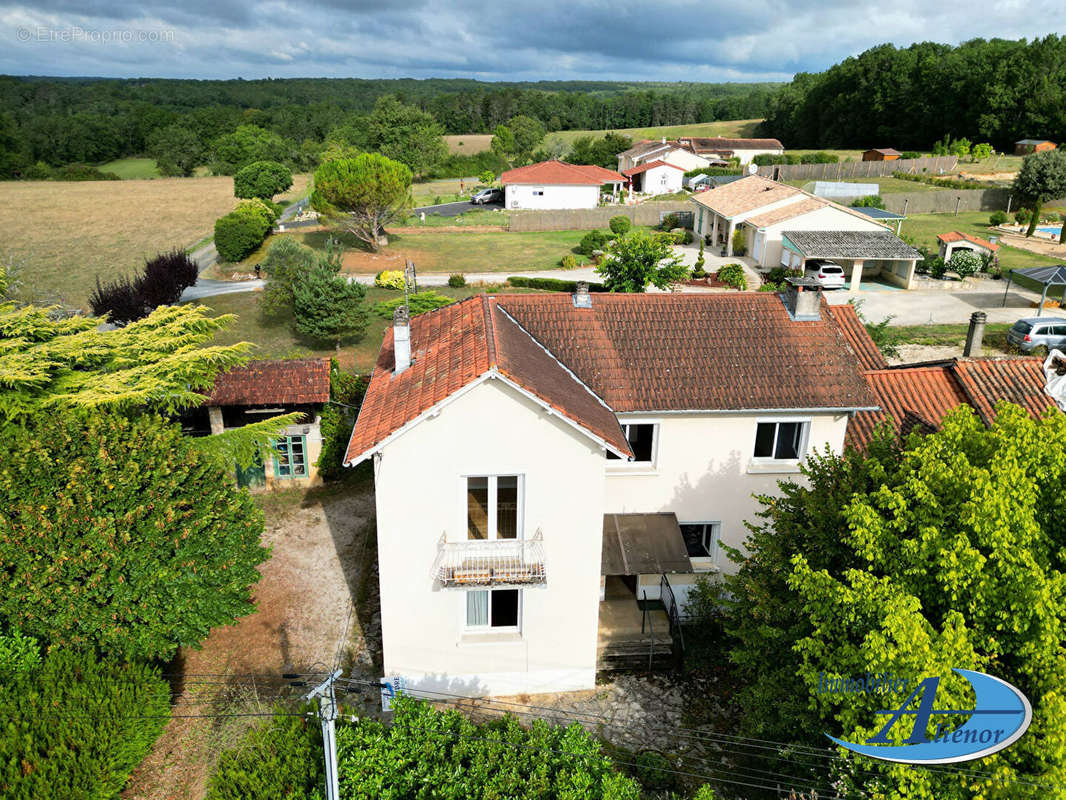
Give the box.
[462,474,524,541]
[681,521,722,568]
[606,420,660,471]
[463,588,522,634]
[750,418,811,466]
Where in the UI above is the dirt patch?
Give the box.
[997,229,1066,258]
[889,344,964,365]
[342,248,433,274]
[123,477,379,800]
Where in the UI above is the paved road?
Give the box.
[181,278,264,301]
[413,200,504,217]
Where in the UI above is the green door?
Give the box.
[236,452,266,489]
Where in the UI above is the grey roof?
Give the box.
[1010,265,1066,286]
[1016,139,1054,145]
[782,230,922,260]
[850,207,906,221]
[601,513,693,576]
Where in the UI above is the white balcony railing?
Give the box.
[433,531,546,588]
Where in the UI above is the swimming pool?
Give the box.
[1037,225,1062,236]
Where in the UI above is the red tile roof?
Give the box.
[208,358,331,406]
[677,137,784,152]
[828,304,888,370]
[847,357,1055,448]
[496,293,877,412]
[500,160,625,186]
[937,231,1000,251]
[621,160,685,177]
[344,297,631,465]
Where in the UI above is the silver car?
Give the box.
[1007,317,1066,354]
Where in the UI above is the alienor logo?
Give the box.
[827,669,1032,764]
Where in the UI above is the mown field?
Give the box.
[4,174,309,308]
[99,157,162,179]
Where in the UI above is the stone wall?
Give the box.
[508,203,693,232]
[755,155,959,181]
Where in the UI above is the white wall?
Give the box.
[373,378,607,697]
[505,183,600,210]
[756,205,886,268]
[731,147,784,165]
[638,165,684,196]
[662,150,710,172]
[602,411,851,577]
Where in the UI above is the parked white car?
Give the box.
[805,260,847,290]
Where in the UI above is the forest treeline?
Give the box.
[760,36,1066,150]
[0,76,777,175]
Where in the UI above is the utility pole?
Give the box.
[303,669,343,800]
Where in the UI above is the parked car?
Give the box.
[1007,317,1066,354]
[805,260,847,290]
[471,187,503,205]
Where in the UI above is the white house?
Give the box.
[617,139,714,172]
[344,287,878,696]
[500,160,625,210]
[621,160,684,196]
[691,175,922,290]
[676,137,784,166]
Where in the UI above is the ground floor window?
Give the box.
[273,435,307,478]
[466,589,520,631]
[681,522,721,562]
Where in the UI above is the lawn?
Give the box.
[898,211,1060,274]
[411,177,483,204]
[275,228,594,276]
[99,157,162,179]
[400,209,509,228]
[3,174,309,308]
[881,323,1013,352]
[197,282,544,374]
[781,149,868,162]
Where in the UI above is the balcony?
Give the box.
[433,531,546,588]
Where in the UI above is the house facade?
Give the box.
[621,160,684,196]
[501,161,625,209]
[345,287,877,696]
[183,358,331,489]
[862,148,902,161]
[1015,139,1057,155]
[691,175,921,289]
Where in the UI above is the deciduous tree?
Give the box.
[1014,149,1066,237]
[233,160,293,201]
[596,230,688,292]
[366,96,447,177]
[147,123,203,177]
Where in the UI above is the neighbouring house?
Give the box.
[616,139,716,173]
[937,231,999,263]
[500,160,625,210]
[183,358,331,489]
[344,285,877,695]
[862,148,902,161]
[1015,139,1057,156]
[621,160,685,196]
[677,136,784,165]
[690,175,921,289]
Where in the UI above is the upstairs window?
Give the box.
[467,475,520,540]
[606,423,657,463]
[753,421,807,461]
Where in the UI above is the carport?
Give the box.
[781,230,923,291]
[1001,265,1066,316]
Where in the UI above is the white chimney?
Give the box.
[393,305,411,373]
[573,281,592,308]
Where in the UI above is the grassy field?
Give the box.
[898,211,1060,274]
[780,149,868,162]
[549,119,763,147]
[5,174,310,308]
[443,134,494,155]
[410,177,483,204]
[884,322,1013,351]
[198,282,543,373]
[272,228,594,275]
[100,157,163,179]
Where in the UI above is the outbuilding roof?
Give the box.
[500,160,624,186]
[1016,139,1055,145]
[937,231,1000,251]
[208,358,331,406]
[601,513,693,576]
[864,148,902,156]
[782,230,922,260]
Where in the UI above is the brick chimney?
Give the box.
[963,311,986,357]
[781,277,822,321]
[393,305,411,373]
[573,281,592,308]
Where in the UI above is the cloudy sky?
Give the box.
[0,0,1057,82]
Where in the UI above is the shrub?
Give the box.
[236,197,278,224]
[947,250,982,278]
[928,256,948,279]
[900,150,922,160]
[89,273,148,324]
[0,628,41,678]
[609,215,632,235]
[50,163,121,181]
[1015,207,1032,225]
[233,160,293,200]
[799,152,839,164]
[716,262,747,290]
[374,269,406,289]
[214,206,271,263]
[990,210,1009,226]
[0,648,169,800]
[731,227,748,256]
[291,266,370,346]
[658,212,679,231]
[629,749,679,792]
[139,250,199,307]
[851,194,885,209]
[560,254,579,269]
[578,229,609,256]
[447,273,467,287]
[317,363,369,481]
[478,169,496,184]
[373,291,455,318]
[0,413,267,661]
[507,276,607,292]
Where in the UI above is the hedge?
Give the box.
[214,205,271,263]
[0,646,169,800]
[507,276,608,292]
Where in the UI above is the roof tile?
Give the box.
[208,358,331,406]
[501,160,624,186]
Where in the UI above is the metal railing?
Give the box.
[660,574,685,653]
[641,589,655,672]
[433,531,546,589]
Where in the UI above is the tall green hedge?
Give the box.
[507,276,607,292]
[214,203,272,263]
[0,647,169,800]
[207,710,323,800]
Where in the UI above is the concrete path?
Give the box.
[412,200,503,218]
[822,283,1060,326]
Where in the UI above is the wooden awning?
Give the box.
[601,513,693,576]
